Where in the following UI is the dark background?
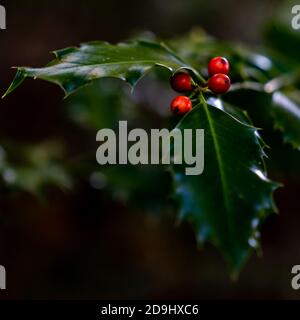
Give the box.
[0,0,299,299]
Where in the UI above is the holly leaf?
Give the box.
[224,88,300,151]
[206,96,253,125]
[171,101,279,274]
[3,40,188,98]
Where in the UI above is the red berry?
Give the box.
[208,57,230,76]
[170,96,192,115]
[170,72,193,93]
[208,74,231,94]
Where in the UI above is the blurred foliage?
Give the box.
[2,0,300,274]
[0,142,72,195]
[264,0,300,63]
[65,80,173,213]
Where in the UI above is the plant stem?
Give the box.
[199,91,207,107]
[193,70,207,85]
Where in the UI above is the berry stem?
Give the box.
[194,71,207,85]
[193,85,209,95]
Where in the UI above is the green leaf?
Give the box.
[224,88,300,150]
[206,96,253,125]
[3,40,188,98]
[171,101,279,274]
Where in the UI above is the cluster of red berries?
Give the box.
[170,57,231,116]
